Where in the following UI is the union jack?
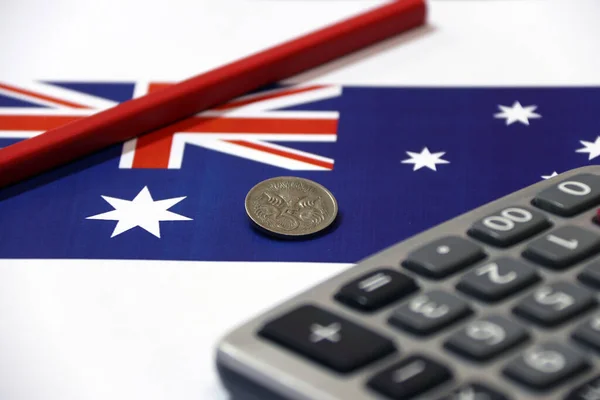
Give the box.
[0,81,342,170]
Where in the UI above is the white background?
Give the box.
[1,1,600,399]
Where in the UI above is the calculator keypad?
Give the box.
[456,257,540,302]
[401,236,486,279]
[502,342,589,390]
[467,206,550,247]
[388,290,472,335]
[522,226,600,269]
[220,168,600,400]
[513,282,597,327]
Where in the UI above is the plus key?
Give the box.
[258,305,396,373]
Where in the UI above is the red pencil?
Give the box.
[0,0,426,188]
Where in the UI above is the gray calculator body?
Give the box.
[216,165,600,400]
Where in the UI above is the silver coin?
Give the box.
[245,176,338,238]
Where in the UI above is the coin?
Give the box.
[245,176,338,238]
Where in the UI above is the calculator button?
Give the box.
[566,375,600,400]
[444,315,529,361]
[467,206,550,247]
[334,269,418,312]
[502,342,589,390]
[367,355,451,399]
[402,236,486,279]
[532,173,600,216]
[513,282,596,327]
[522,226,600,269]
[389,290,472,335]
[572,313,600,352]
[437,383,510,400]
[258,305,395,373]
[578,261,600,288]
[456,257,540,302]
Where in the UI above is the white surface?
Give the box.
[0,1,599,399]
[1,0,600,85]
[0,260,348,400]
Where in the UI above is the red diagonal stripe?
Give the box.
[0,83,89,109]
[178,116,337,134]
[0,115,81,131]
[0,115,337,135]
[130,115,337,168]
[225,140,333,170]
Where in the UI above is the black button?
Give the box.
[334,269,418,312]
[513,282,596,327]
[578,261,600,288]
[258,305,396,373]
[444,315,529,361]
[467,206,550,247]
[402,236,486,279]
[367,355,452,399]
[572,313,600,353]
[437,382,510,400]
[566,375,600,400]
[389,290,472,336]
[522,226,600,269]
[456,257,540,302]
[532,173,600,216]
[503,342,589,390]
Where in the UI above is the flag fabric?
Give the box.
[0,81,598,263]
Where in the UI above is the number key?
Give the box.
[578,261,600,288]
[503,342,590,390]
[437,383,510,400]
[572,313,600,353]
[444,315,529,361]
[456,257,540,302]
[513,282,596,327]
[389,290,472,335]
[532,173,600,217]
[566,375,600,400]
[468,206,551,247]
[522,226,600,269]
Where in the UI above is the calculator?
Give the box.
[216,165,600,400]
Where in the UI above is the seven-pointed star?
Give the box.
[401,147,450,171]
[494,101,541,125]
[86,186,192,238]
[576,136,600,160]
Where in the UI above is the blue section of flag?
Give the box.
[0,85,599,263]
[0,138,21,150]
[45,81,135,103]
[0,94,47,108]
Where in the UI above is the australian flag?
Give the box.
[0,81,598,263]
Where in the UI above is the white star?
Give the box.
[86,186,192,238]
[401,147,450,171]
[494,101,541,125]
[541,171,559,180]
[576,136,600,160]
